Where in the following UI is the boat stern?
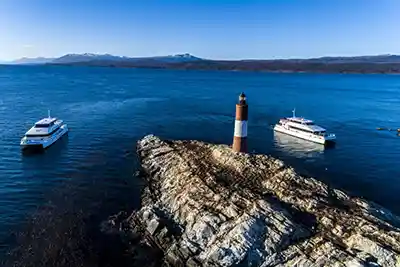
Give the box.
[324,133,336,145]
[20,137,44,150]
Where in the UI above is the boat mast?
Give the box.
[292,108,296,118]
[48,110,51,118]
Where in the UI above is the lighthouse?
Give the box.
[232,92,248,153]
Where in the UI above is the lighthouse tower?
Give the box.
[232,92,248,153]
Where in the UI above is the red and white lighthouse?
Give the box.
[232,92,248,153]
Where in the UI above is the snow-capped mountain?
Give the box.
[9,53,204,65]
[51,53,123,64]
[115,53,203,63]
[152,53,203,62]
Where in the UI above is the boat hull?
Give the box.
[274,124,335,145]
[21,125,69,151]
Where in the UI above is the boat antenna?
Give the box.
[292,108,296,118]
[48,109,51,118]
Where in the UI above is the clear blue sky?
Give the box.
[0,0,399,60]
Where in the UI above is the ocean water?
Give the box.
[0,65,400,265]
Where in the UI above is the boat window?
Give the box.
[35,124,50,128]
[289,125,314,133]
[305,122,315,125]
[26,127,61,137]
[26,134,45,138]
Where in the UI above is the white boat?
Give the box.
[273,109,336,145]
[20,111,68,150]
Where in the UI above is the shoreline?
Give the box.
[102,135,400,266]
[3,63,400,75]
[47,63,400,75]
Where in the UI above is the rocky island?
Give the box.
[102,135,400,266]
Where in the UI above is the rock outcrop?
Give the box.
[102,135,400,266]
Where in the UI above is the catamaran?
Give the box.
[20,111,68,150]
[274,109,336,145]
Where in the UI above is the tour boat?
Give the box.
[20,111,68,150]
[273,109,336,145]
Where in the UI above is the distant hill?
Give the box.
[51,53,123,64]
[10,57,55,65]
[50,53,203,64]
[282,54,400,64]
[8,53,203,65]
[146,53,203,63]
[52,55,400,74]
[8,53,400,73]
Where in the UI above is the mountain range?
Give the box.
[5,53,400,73]
[8,57,55,64]
[6,53,203,65]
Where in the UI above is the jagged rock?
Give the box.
[186,257,202,267]
[147,218,160,236]
[103,135,400,267]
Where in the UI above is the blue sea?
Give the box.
[0,65,400,265]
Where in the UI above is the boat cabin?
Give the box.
[280,117,328,136]
[286,117,314,125]
[25,118,62,138]
[34,118,58,128]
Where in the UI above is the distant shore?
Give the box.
[4,62,400,75]
[44,61,400,74]
[5,53,400,74]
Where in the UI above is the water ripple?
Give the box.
[0,66,400,265]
